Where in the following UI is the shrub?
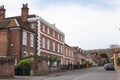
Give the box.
[116,57,120,66]
[17,58,32,67]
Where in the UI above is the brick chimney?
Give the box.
[21,3,29,22]
[0,5,5,20]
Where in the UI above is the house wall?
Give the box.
[63,44,74,65]
[0,29,8,56]
[21,29,36,59]
[8,29,21,61]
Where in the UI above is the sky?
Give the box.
[1,0,120,50]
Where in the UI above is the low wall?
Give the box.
[30,59,49,76]
[0,57,15,78]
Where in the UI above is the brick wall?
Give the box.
[0,30,8,56]
[0,57,15,78]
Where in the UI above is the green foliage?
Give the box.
[17,56,57,67]
[116,57,120,66]
[100,53,108,58]
[49,55,57,63]
[100,53,109,63]
[32,56,49,62]
[17,58,32,67]
[86,62,93,68]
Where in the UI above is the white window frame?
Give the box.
[30,34,34,47]
[60,36,62,41]
[42,25,45,32]
[23,51,28,58]
[66,48,68,56]
[22,31,27,45]
[47,39,50,50]
[58,44,60,53]
[47,28,50,34]
[31,23,35,29]
[53,42,55,51]
[53,31,55,37]
[42,37,45,48]
[58,34,60,40]
[61,45,63,53]
[72,51,73,57]
[69,50,70,56]
[30,52,34,56]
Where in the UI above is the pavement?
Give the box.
[0,67,120,80]
[1,70,74,80]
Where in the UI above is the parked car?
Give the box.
[104,63,115,70]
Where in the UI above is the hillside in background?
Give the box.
[82,48,115,60]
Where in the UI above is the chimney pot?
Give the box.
[0,5,5,20]
[21,3,29,22]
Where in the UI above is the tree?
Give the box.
[100,53,109,63]
[116,57,120,66]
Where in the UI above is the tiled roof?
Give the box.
[16,19,35,33]
[0,15,36,33]
[6,14,36,20]
[0,19,17,29]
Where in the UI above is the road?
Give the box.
[15,67,120,80]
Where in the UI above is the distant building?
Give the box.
[72,47,86,65]
[62,43,74,65]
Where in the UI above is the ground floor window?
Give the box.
[22,51,28,58]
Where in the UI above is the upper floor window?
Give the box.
[60,36,63,41]
[72,51,74,57]
[58,34,60,40]
[22,31,27,45]
[42,37,45,48]
[53,31,55,37]
[47,39,50,50]
[53,42,55,51]
[66,49,68,56]
[61,45,63,53]
[42,25,45,32]
[30,34,34,47]
[31,23,36,29]
[69,50,70,56]
[58,44,60,53]
[47,28,50,34]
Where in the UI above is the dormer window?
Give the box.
[31,23,36,29]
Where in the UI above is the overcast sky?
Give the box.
[1,0,120,50]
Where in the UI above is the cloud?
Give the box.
[36,3,120,49]
[1,0,120,49]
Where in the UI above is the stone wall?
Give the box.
[0,57,15,78]
[30,59,49,76]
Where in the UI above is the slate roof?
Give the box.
[6,14,36,20]
[0,15,36,33]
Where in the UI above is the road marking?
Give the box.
[74,73,91,80]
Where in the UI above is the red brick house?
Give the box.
[27,10,65,66]
[62,43,74,66]
[0,4,36,64]
[72,47,86,65]
[0,4,65,66]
